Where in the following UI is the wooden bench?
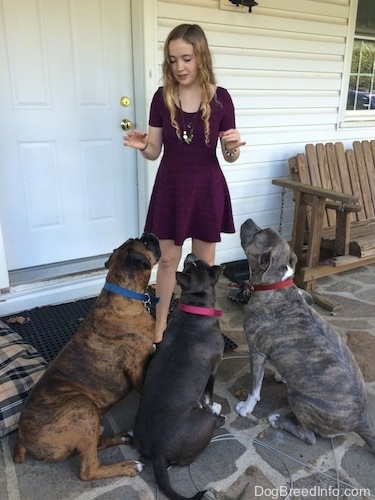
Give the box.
[272,140,375,310]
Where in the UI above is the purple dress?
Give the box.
[144,86,236,245]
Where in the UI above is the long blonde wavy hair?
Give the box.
[162,24,217,145]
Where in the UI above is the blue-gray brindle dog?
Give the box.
[236,219,375,450]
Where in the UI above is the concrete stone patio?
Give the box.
[1,265,374,500]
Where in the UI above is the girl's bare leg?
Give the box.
[154,239,182,343]
[192,239,216,266]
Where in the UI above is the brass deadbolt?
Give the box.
[120,96,131,107]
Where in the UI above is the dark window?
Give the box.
[347,0,375,111]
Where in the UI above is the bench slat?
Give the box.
[335,142,352,197]
[353,141,375,219]
[327,143,346,227]
[306,144,322,187]
[364,141,375,209]
[346,149,362,222]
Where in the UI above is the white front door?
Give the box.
[0,0,137,274]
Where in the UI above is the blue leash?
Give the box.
[104,281,160,305]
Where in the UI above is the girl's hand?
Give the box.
[219,129,246,151]
[123,129,148,150]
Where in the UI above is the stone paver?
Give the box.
[1,265,375,499]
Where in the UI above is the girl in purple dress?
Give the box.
[124,24,245,343]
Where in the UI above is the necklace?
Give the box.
[178,95,201,144]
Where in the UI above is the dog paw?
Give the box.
[217,414,226,427]
[210,402,222,415]
[236,393,260,417]
[121,432,134,445]
[135,460,145,473]
[268,414,281,427]
[274,372,286,384]
[235,401,251,417]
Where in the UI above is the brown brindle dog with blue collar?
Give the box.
[236,219,375,451]
[13,233,161,480]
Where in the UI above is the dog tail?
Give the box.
[152,456,206,500]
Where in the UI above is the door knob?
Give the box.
[121,119,133,131]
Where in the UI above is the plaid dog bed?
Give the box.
[0,323,47,437]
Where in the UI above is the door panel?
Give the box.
[0,0,137,270]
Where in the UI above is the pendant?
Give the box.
[183,131,193,144]
[178,97,201,145]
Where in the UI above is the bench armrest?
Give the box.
[272,177,360,261]
[325,201,361,213]
[272,178,359,207]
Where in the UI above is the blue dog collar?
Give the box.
[104,281,160,305]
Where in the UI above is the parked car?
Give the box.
[347,88,375,110]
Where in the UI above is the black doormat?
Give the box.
[1,288,236,363]
[222,259,249,284]
[2,297,97,363]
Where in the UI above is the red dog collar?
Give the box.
[178,303,223,317]
[246,278,294,292]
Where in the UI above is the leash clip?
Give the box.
[142,292,151,305]
[142,292,151,312]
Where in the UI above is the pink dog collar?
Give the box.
[178,303,223,317]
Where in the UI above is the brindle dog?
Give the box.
[236,219,375,450]
[13,233,161,480]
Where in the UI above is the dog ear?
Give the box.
[259,252,271,271]
[262,244,297,282]
[125,249,151,270]
[104,249,116,269]
[289,249,298,271]
[209,264,224,283]
[261,246,285,282]
[176,271,191,290]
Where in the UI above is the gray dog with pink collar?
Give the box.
[236,218,375,451]
[134,253,225,500]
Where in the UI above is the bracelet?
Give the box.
[224,146,237,157]
[140,142,148,152]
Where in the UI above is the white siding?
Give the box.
[151,0,370,265]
